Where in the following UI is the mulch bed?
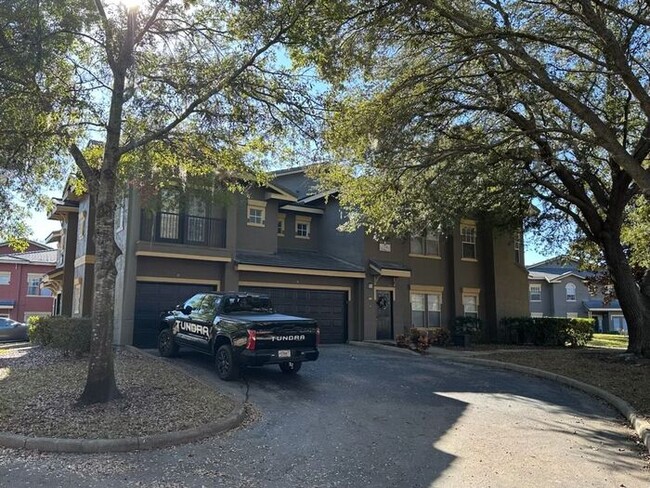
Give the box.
[0,345,236,439]
[478,348,650,418]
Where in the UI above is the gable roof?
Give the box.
[0,240,52,254]
[0,249,58,265]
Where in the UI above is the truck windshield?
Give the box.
[223,296,273,313]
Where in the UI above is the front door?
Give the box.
[376,290,393,340]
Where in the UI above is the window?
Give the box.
[529,284,542,302]
[410,231,440,257]
[379,242,391,252]
[531,312,543,318]
[514,231,522,264]
[187,195,207,243]
[410,293,442,327]
[295,216,311,239]
[246,199,266,227]
[27,274,43,296]
[566,312,579,318]
[565,282,576,302]
[611,315,627,333]
[462,293,479,318]
[277,214,286,236]
[0,272,10,285]
[460,222,477,260]
[159,188,181,240]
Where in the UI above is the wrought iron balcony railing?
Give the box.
[140,210,226,248]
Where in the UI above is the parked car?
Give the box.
[158,292,320,380]
[0,318,29,342]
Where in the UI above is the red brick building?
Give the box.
[0,241,57,322]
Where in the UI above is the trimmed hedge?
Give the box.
[28,316,92,357]
[500,317,595,347]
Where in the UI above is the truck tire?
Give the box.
[279,361,302,374]
[215,344,240,381]
[158,328,179,357]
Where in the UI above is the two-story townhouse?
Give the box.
[0,241,57,321]
[46,166,529,348]
[527,257,627,333]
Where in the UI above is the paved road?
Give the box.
[1,345,647,487]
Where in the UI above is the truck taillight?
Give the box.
[316,327,320,346]
[246,329,257,350]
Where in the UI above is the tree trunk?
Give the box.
[600,233,650,357]
[77,177,121,404]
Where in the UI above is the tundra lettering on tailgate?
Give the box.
[272,335,305,342]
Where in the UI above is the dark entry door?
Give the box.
[376,290,393,340]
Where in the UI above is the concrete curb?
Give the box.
[435,354,650,455]
[353,341,649,454]
[348,340,421,356]
[0,348,246,453]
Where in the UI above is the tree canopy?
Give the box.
[293,0,650,356]
[1,0,320,402]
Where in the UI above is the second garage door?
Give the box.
[239,287,347,344]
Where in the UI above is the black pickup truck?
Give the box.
[158,292,320,380]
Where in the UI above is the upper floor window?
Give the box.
[246,200,266,227]
[462,293,479,318]
[529,284,541,302]
[27,274,50,296]
[565,283,576,302]
[460,222,477,260]
[514,231,521,264]
[0,272,10,285]
[277,214,286,236]
[410,231,440,257]
[295,216,311,239]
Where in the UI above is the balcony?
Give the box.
[140,210,226,248]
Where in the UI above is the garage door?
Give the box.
[134,282,216,348]
[239,287,347,344]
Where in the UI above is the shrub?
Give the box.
[453,317,482,336]
[28,315,53,346]
[500,316,595,347]
[427,327,451,346]
[28,316,92,357]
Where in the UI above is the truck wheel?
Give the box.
[158,328,179,357]
[215,344,240,381]
[279,361,302,374]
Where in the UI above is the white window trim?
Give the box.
[460,221,477,261]
[409,291,443,328]
[529,284,542,302]
[565,282,577,302]
[461,288,480,318]
[0,271,10,285]
[295,215,312,239]
[277,214,286,236]
[246,199,267,227]
[26,273,44,297]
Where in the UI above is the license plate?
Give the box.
[278,350,291,358]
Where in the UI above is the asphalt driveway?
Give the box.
[0,344,647,487]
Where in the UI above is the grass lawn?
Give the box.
[588,333,629,349]
[479,348,649,418]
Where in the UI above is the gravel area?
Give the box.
[0,345,236,439]
[478,348,650,418]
